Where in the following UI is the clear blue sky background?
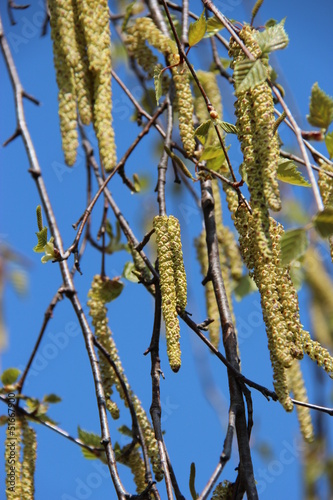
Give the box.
[1,0,333,499]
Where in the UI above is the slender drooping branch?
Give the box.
[0,15,128,498]
[156,96,173,216]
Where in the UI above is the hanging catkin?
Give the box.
[87,275,163,482]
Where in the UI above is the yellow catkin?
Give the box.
[287,361,314,442]
[126,18,195,156]
[168,216,187,313]
[5,415,22,499]
[21,421,37,499]
[77,0,116,171]
[72,0,93,125]
[87,276,163,481]
[49,0,78,166]
[318,163,333,262]
[195,230,221,349]
[302,330,333,377]
[229,25,281,257]
[153,216,181,372]
[117,443,147,493]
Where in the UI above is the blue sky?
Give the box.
[1,0,333,499]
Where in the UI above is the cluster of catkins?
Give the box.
[153,215,187,372]
[5,417,37,499]
[318,162,333,261]
[229,25,281,256]
[125,17,196,156]
[87,275,163,486]
[49,0,116,170]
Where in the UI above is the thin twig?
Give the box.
[156,96,173,216]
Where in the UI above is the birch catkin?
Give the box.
[126,17,196,156]
[87,275,163,481]
[21,421,37,500]
[153,216,181,372]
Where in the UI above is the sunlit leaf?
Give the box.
[204,16,224,38]
[41,237,56,263]
[200,146,224,160]
[215,119,238,134]
[118,425,133,437]
[234,59,268,94]
[122,261,139,283]
[164,146,195,180]
[194,120,212,144]
[307,83,333,130]
[1,367,21,386]
[277,159,311,187]
[33,227,48,253]
[252,19,289,54]
[188,10,207,47]
[280,228,309,266]
[313,207,333,238]
[154,66,163,105]
[43,394,62,404]
[325,131,333,159]
[233,275,258,301]
[206,155,228,172]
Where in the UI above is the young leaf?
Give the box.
[1,367,21,386]
[215,119,238,135]
[200,146,224,161]
[252,19,289,54]
[164,146,195,180]
[280,228,309,266]
[118,425,133,437]
[277,159,311,187]
[307,83,333,130]
[325,131,333,159]
[78,427,101,448]
[233,274,258,301]
[154,66,163,105]
[189,462,198,500]
[194,120,212,144]
[188,10,207,47]
[234,59,268,94]
[41,237,58,263]
[33,227,48,253]
[204,16,224,38]
[122,261,139,283]
[43,394,62,404]
[313,207,333,238]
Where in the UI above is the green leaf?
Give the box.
[325,131,333,159]
[164,146,195,180]
[194,120,212,144]
[252,19,289,54]
[78,427,101,448]
[41,237,57,263]
[233,275,258,301]
[43,394,62,404]
[122,261,139,283]
[1,368,21,386]
[132,173,141,193]
[215,119,238,135]
[266,19,277,27]
[313,207,333,238]
[118,425,133,437]
[200,146,224,160]
[234,59,268,94]
[204,16,224,38]
[188,10,207,47]
[33,227,48,252]
[307,83,333,130]
[154,66,163,105]
[280,228,309,266]
[189,462,198,500]
[121,1,136,32]
[277,159,311,187]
